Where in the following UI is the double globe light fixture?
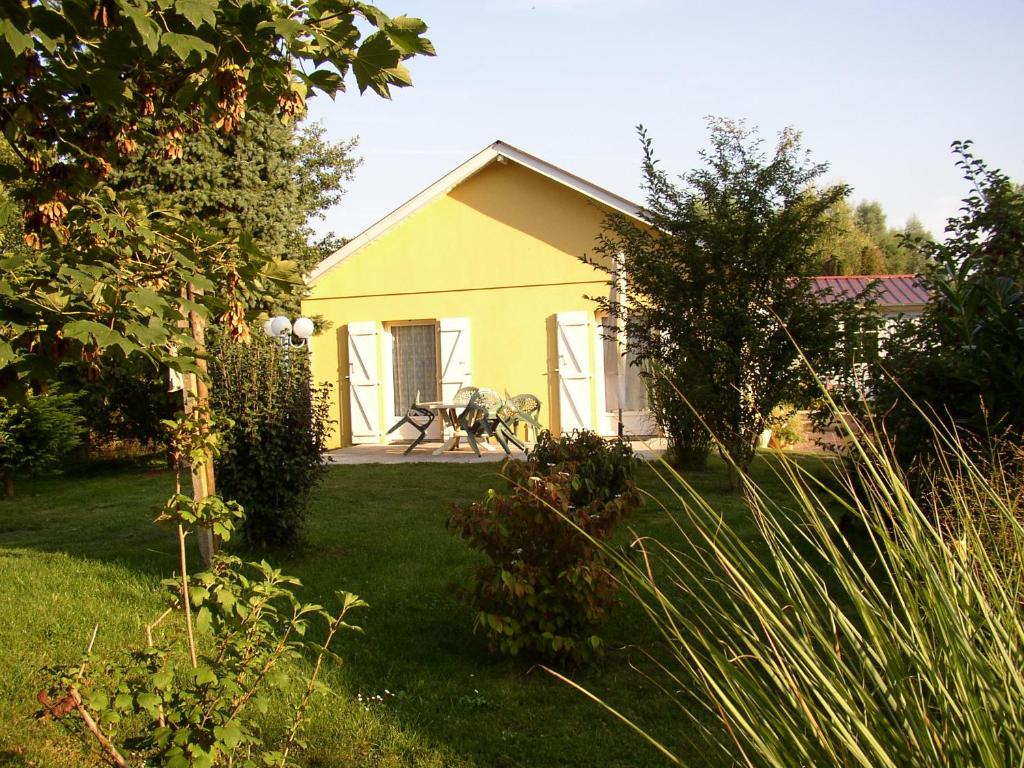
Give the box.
[263,315,315,350]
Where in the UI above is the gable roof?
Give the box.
[308,140,644,284]
[810,275,930,308]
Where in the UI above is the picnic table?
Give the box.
[417,401,498,455]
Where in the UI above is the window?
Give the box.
[622,347,649,411]
[601,319,649,412]
[391,323,438,412]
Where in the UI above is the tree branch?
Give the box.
[68,687,129,768]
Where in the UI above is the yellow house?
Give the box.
[303,141,654,449]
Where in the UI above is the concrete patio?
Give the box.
[323,438,668,465]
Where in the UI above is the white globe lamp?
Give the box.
[268,315,292,337]
[292,316,314,340]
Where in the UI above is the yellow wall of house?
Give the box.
[302,160,614,448]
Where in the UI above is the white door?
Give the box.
[556,311,593,432]
[439,317,472,401]
[347,321,381,444]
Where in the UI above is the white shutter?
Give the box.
[439,317,471,401]
[347,321,381,444]
[556,311,593,432]
[594,319,618,436]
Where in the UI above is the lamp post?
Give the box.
[263,315,314,367]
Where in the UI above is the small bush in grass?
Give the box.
[71,354,178,456]
[0,392,85,498]
[209,334,332,547]
[527,429,637,504]
[562,404,1024,767]
[448,431,639,664]
[766,404,802,449]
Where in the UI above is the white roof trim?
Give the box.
[308,140,644,284]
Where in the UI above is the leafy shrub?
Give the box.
[38,409,364,768]
[866,142,1024,470]
[72,355,178,454]
[643,362,712,470]
[40,553,364,768]
[209,334,332,547]
[0,392,85,497]
[766,405,802,449]
[448,432,639,664]
[573,404,1024,767]
[527,429,637,505]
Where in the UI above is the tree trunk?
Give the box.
[183,285,217,566]
[722,435,757,492]
[182,371,216,566]
[3,473,12,499]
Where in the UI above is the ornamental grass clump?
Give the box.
[448,431,639,664]
[561,407,1024,767]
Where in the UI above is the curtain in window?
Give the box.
[392,324,437,413]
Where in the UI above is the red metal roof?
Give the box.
[810,275,929,308]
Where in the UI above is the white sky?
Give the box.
[306,0,1024,243]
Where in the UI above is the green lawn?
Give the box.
[0,455,815,767]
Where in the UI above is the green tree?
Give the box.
[0,0,433,564]
[891,215,932,273]
[812,198,932,275]
[0,0,434,385]
[113,114,360,286]
[854,200,933,273]
[0,392,84,497]
[813,197,885,275]
[869,141,1024,468]
[591,120,861,485]
[64,115,357,449]
[853,200,896,251]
